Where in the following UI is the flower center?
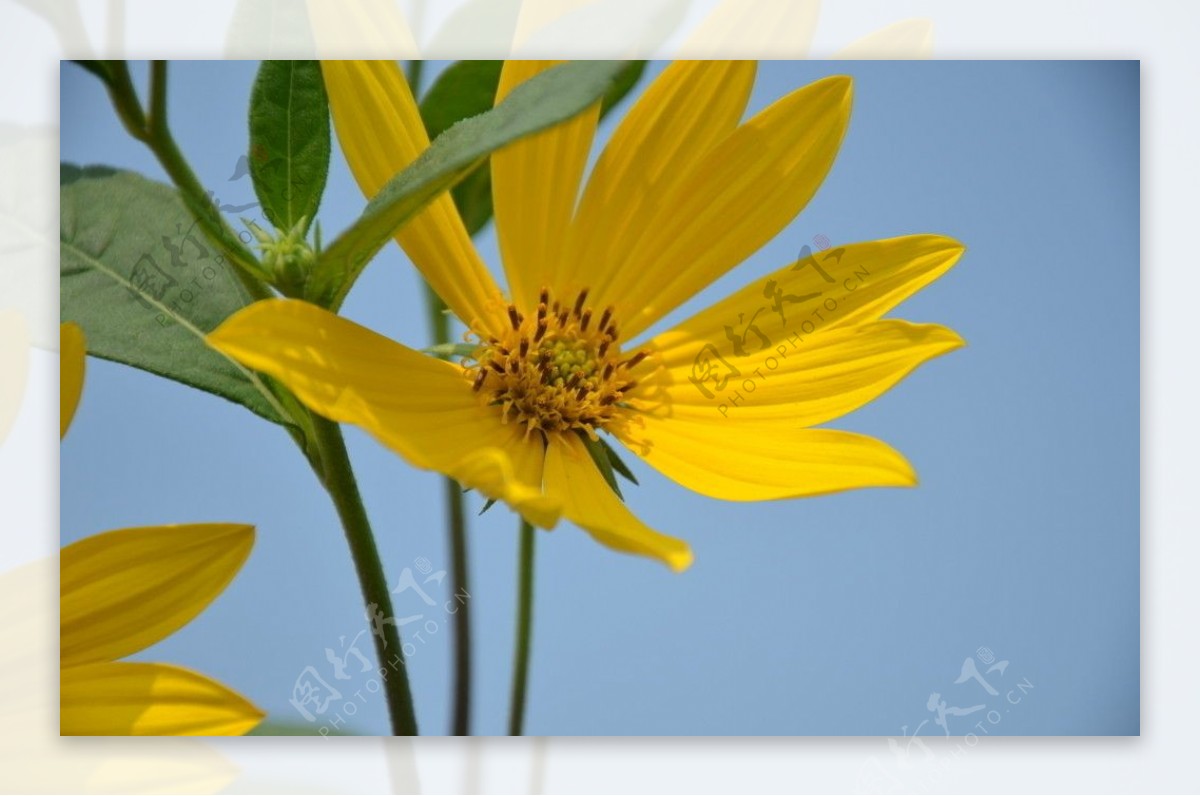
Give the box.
[468,287,645,438]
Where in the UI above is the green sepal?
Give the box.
[598,436,639,486]
[578,431,624,501]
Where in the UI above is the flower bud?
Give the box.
[248,216,317,297]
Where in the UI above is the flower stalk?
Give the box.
[101,60,274,295]
[508,518,537,736]
[92,60,423,736]
[310,414,420,736]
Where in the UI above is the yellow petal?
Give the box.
[617,421,916,502]
[60,524,254,668]
[636,320,964,428]
[492,60,600,312]
[208,299,560,528]
[321,60,504,334]
[60,321,84,439]
[542,433,692,571]
[644,234,966,357]
[563,60,756,295]
[61,662,264,736]
[593,75,854,339]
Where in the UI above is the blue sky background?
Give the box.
[60,60,1139,736]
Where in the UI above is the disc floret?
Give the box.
[468,287,645,438]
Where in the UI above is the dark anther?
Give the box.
[472,370,487,392]
[580,309,592,331]
[623,351,648,369]
[573,289,589,317]
[533,320,548,343]
[598,307,613,331]
[519,339,529,357]
[507,305,522,330]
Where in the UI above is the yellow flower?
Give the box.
[209,61,965,572]
[60,324,264,735]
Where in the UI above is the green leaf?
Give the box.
[579,432,624,501]
[419,60,503,236]
[308,60,630,309]
[420,61,504,139]
[60,165,289,425]
[248,60,330,234]
[601,60,647,116]
[417,59,648,237]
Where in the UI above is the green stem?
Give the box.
[310,415,420,736]
[508,519,537,736]
[421,279,473,735]
[94,59,421,735]
[444,470,471,735]
[101,60,273,296]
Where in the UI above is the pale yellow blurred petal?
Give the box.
[225,0,316,57]
[505,0,690,59]
[321,60,504,334]
[543,433,692,571]
[834,19,934,59]
[60,524,254,668]
[0,128,57,349]
[61,662,264,736]
[59,321,83,439]
[492,59,600,312]
[208,299,561,528]
[0,311,29,444]
[307,0,418,58]
[678,0,820,58]
[511,0,596,50]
